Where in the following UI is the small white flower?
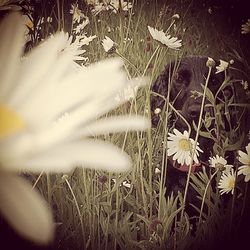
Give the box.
[172,14,180,20]
[122,180,131,188]
[215,59,229,74]
[0,13,150,245]
[70,4,84,23]
[238,143,250,182]
[241,80,249,90]
[148,26,182,49]
[218,169,236,195]
[154,108,161,114]
[155,167,161,174]
[102,36,116,53]
[209,155,233,173]
[241,19,250,34]
[109,0,133,13]
[167,129,203,166]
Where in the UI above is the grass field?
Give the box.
[1,1,250,249]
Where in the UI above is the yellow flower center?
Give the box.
[178,139,191,151]
[228,179,235,189]
[0,105,25,138]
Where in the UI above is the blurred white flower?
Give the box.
[238,143,250,182]
[109,0,133,13]
[0,12,150,245]
[70,4,85,23]
[79,35,97,46]
[122,180,131,188]
[241,19,250,34]
[172,13,180,20]
[155,167,161,174]
[114,83,138,103]
[241,80,249,90]
[154,108,161,115]
[89,1,109,15]
[218,169,236,195]
[209,155,233,173]
[102,36,116,53]
[167,129,203,165]
[73,18,90,34]
[215,59,229,74]
[49,32,97,69]
[148,26,182,49]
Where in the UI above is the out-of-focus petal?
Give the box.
[0,12,25,101]
[5,140,132,173]
[0,172,54,244]
[78,116,150,136]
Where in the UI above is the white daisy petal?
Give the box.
[78,116,150,137]
[0,12,25,101]
[15,140,132,173]
[0,173,54,244]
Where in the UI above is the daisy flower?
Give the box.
[147,26,182,49]
[167,129,203,166]
[102,36,117,53]
[215,59,229,74]
[0,12,149,244]
[238,143,250,182]
[209,155,233,173]
[241,19,250,34]
[218,169,236,195]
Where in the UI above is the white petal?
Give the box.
[0,12,25,101]
[78,116,150,137]
[0,172,54,244]
[6,140,132,173]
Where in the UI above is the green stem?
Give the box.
[63,175,85,245]
[198,169,219,227]
[181,66,212,220]
[115,50,141,75]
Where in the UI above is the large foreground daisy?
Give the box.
[0,13,149,245]
[167,129,203,166]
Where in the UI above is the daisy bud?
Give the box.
[206,57,215,68]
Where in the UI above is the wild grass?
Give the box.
[21,0,250,249]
